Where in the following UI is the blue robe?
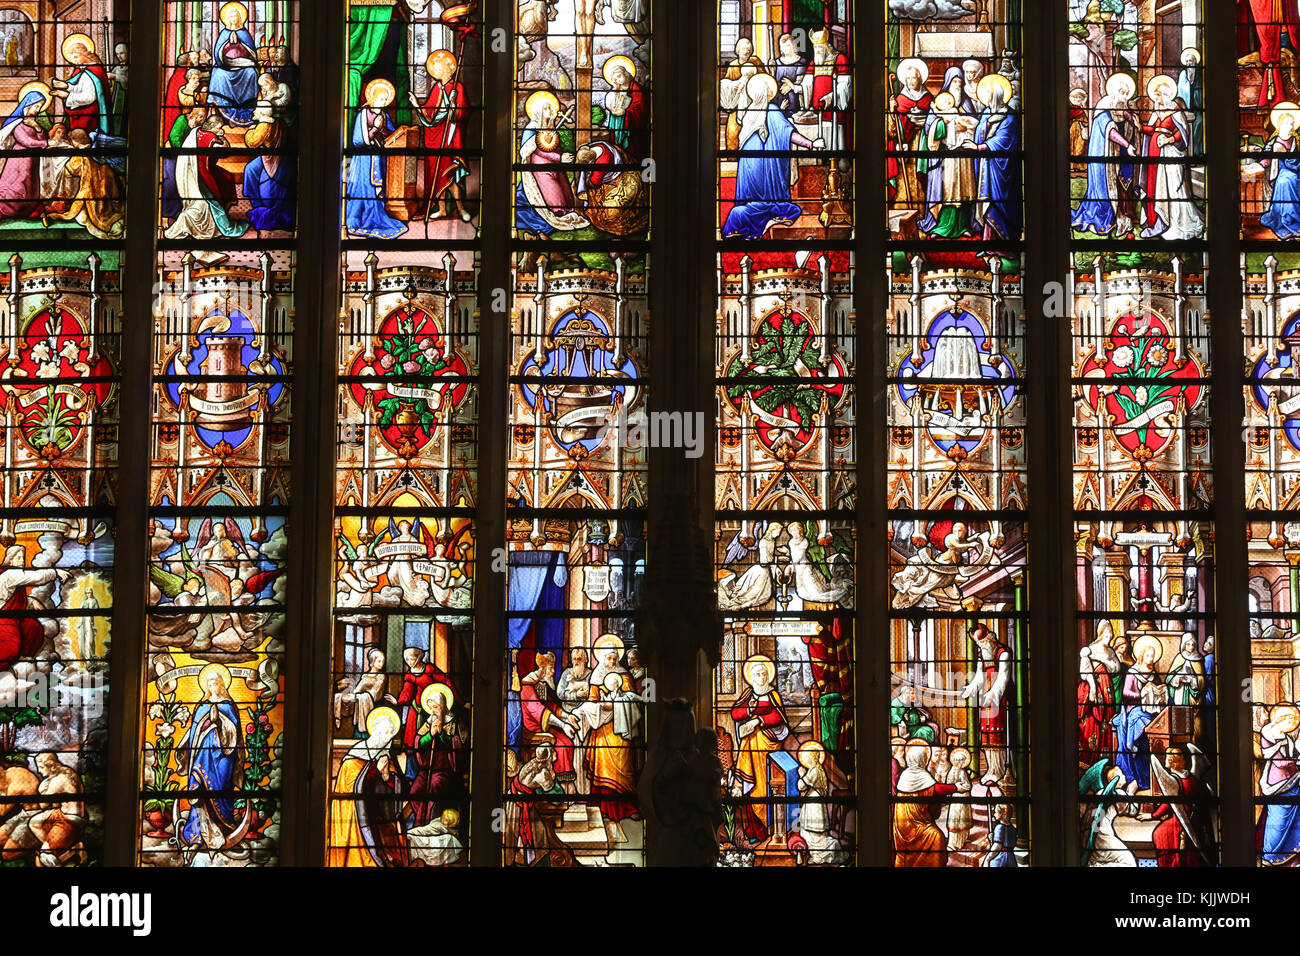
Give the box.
[345,109,407,239]
[722,106,803,240]
[209,28,259,123]
[1263,776,1300,865]
[1073,108,1127,235]
[772,57,807,115]
[1261,140,1300,239]
[180,700,243,846]
[244,156,297,232]
[1113,701,1155,791]
[986,822,1018,867]
[975,109,1021,241]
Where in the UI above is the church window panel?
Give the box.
[504,0,652,866]
[327,0,483,868]
[140,0,300,866]
[1069,3,1219,867]
[714,1,857,868]
[1239,0,1300,868]
[886,1,1028,867]
[0,2,129,868]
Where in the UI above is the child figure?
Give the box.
[945,747,973,850]
[408,806,464,867]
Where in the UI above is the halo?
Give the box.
[427,49,457,77]
[61,33,95,61]
[420,681,455,714]
[745,71,778,105]
[977,73,1013,106]
[1105,72,1136,101]
[1271,101,1300,132]
[17,81,51,110]
[1270,703,1300,728]
[1133,634,1164,665]
[197,662,231,691]
[524,89,560,123]
[364,78,396,108]
[219,1,249,26]
[797,739,825,769]
[603,54,636,86]
[742,654,775,689]
[896,57,928,88]
[1146,74,1177,102]
[593,633,624,656]
[366,705,401,739]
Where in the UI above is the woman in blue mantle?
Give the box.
[722,73,823,240]
[345,79,407,239]
[973,74,1021,243]
[1260,103,1300,240]
[178,663,252,855]
[209,2,259,126]
[1072,73,1139,238]
[1259,704,1300,866]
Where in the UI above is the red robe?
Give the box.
[1077,664,1116,767]
[805,52,851,122]
[1240,0,1300,105]
[1152,775,1208,867]
[620,79,647,161]
[64,63,109,133]
[163,66,189,146]
[0,588,43,671]
[894,89,933,147]
[196,129,239,208]
[395,662,455,750]
[421,81,468,198]
[1141,112,1188,229]
[978,645,1012,746]
[520,679,575,774]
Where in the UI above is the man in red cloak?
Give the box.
[417,50,471,222]
[519,652,579,777]
[1240,0,1300,106]
[395,646,456,751]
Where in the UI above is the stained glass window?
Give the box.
[0,2,128,867]
[0,0,1290,875]
[886,0,1027,867]
[141,0,299,866]
[1069,2,1219,867]
[503,0,652,866]
[328,0,482,868]
[1239,0,1300,868]
[714,0,857,867]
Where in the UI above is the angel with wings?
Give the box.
[717,522,784,612]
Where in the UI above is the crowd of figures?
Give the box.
[1069,70,1205,241]
[0,521,109,866]
[717,27,850,239]
[513,0,650,241]
[502,636,647,866]
[329,646,466,866]
[0,32,127,238]
[1075,623,1220,866]
[160,2,299,238]
[887,51,1021,242]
